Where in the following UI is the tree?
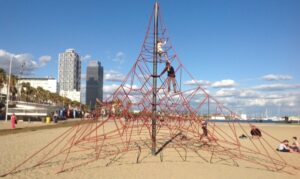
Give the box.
[36,87,44,103]
[0,68,6,100]
[9,75,18,101]
[20,82,31,102]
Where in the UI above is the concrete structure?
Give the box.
[0,84,7,97]
[240,114,247,120]
[211,116,226,120]
[58,49,81,92]
[18,77,57,93]
[6,101,61,121]
[86,60,103,109]
[289,116,300,121]
[59,90,81,102]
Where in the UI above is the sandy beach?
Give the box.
[0,120,299,179]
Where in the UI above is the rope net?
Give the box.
[2,3,299,177]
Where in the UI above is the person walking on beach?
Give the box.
[200,120,208,141]
[11,113,16,129]
[53,111,58,123]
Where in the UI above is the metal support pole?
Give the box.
[5,56,13,122]
[207,95,210,120]
[151,1,159,155]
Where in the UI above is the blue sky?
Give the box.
[0,0,300,116]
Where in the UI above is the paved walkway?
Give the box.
[0,118,87,136]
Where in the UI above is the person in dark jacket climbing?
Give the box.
[157,61,177,94]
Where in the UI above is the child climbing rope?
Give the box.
[157,39,166,57]
[157,39,170,62]
[153,61,177,94]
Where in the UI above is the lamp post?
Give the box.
[5,56,13,122]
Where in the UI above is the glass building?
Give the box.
[86,60,103,109]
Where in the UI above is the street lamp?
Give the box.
[5,56,13,122]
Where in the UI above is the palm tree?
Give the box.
[36,87,45,103]
[9,75,18,101]
[49,92,61,105]
[29,87,37,102]
[20,82,29,101]
[0,68,6,101]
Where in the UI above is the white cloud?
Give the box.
[208,86,300,116]
[239,89,259,98]
[39,55,52,67]
[183,79,211,87]
[253,84,300,91]
[103,84,120,94]
[212,79,237,88]
[215,88,239,97]
[104,70,125,82]
[112,51,125,64]
[82,54,92,61]
[0,49,51,75]
[261,74,293,81]
[247,99,267,107]
[103,84,142,100]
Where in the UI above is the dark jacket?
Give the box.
[161,66,175,78]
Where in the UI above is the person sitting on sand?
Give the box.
[277,140,292,152]
[291,136,300,152]
[250,125,262,139]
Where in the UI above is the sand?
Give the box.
[0,121,299,179]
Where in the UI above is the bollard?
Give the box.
[46,116,51,124]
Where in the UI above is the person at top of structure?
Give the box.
[155,61,177,94]
[157,39,167,57]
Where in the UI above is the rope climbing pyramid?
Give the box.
[2,2,299,177]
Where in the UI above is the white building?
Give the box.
[18,77,57,93]
[58,49,81,92]
[0,84,7,96]
[240,114,247,120]
[59,90,81,102]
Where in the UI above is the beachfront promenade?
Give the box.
[0,118,85,135]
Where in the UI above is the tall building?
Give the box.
[58,49,81,102]
[58,49,81,92]
[86,60,103,109]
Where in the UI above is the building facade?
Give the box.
[58,49,81,92]
[18,77,57,93]
[59,90,81,103]
[86,61,103,109]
